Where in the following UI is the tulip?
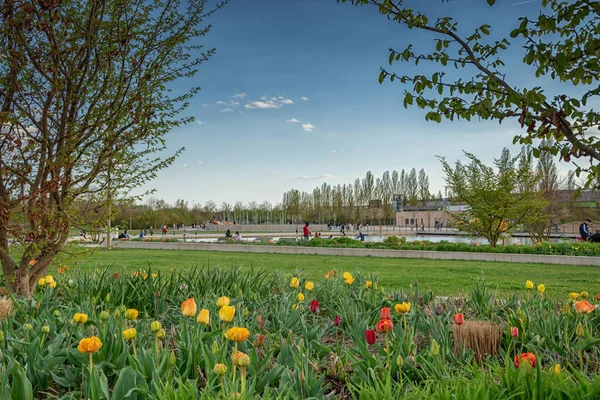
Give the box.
[365,329,377,345]
[514,352,536,368]
[254,333,265,347]
[45,275,54,284]
[395,302,411,314]
[23,323,32,331]
[365,280,373,289]
[396,355,404,368]
[219,305,235,322]
[53,310,60,318]
[310,300,320,313]
[576,322,584,337]
[38,278,46,286]
[596,293,600,301]
[78,336,102,353]
[217,296,230,307]
[510,326,519,337]
[181,298,197,317]
[430,339,440,357]
[100,311,109,321]
[537,284,545,294]
[231,351,251,367]
[197,309,210,325]
[73,313,88,324]
[151,321,162,333]
[380,307,391,320]
[290,277,299,289]
[453,313,464,326]
[214,363,227,375]
[257,315,266,330]
[526,280,534,289]
[113,273,120,279]
[553,364,561,374]
[334,315,341,326]
[574,300,595,314]
[376,319,393,333]
[305,281,314,291]
[41,325,50,334]
[297,292,305,302]
[169,351,176,366]
[224,327,251,342]
[157,329,166,339]
[343,272,354,285]
[569,292,579,300]
[580,291,589,298]
[122,328,137,340]
[124,309,139,320]
[48,281,57,288]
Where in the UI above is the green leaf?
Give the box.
[378,70,385,84]
[111,366,148,400]
[480,25,490,35]
[10,361,33,400]
[487,0,495,4]
[436,40,442,51]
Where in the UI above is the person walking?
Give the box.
[580,219,592,241]
[303,223,311,240]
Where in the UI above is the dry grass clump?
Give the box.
[0,298,14,320]
[452,320,501,362]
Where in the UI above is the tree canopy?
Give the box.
[340,0,600,186]
[0,0,225,295]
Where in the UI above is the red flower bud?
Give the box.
[376,318,393,333]
[510,327,519,337]
[380,307,391,320]
[453,313,464,326]
[365,329,376,345]
[514,352,536,368]
[334,315,341,326]
[310,300,320,314]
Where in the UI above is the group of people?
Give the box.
[302,223,366,241]
[225,230,243,241]
[579,219,600,242]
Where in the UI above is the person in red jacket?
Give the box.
[303,223,311,240]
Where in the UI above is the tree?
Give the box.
[341,0,600,187]
[440,150,548,247]
[417,169,430,204]
[0,0,225,296]
[406,168,418,207]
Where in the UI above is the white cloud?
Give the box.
[287,118,300,123]
[280,99,294,105]
[231,101,239,106]
[233,93,247,99]
[183,164,188,168]
[265,171,281,175]
[245,101,279,109]
[302,123,315,132]
[202,104,209,107]
[301,96,308,101]
[216,101,226,105]
[220,108,234,113]
[278,96,284,100]
[295,175,335,180]
[196,120,203,126]
[198,160,204,164]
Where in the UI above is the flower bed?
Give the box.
[1,268,599,398]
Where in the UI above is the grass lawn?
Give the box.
[60,248,600,297]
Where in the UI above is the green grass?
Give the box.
[61,248,600,297]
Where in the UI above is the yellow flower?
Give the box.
[365,280,373,289]
[231,351,250,367]
[290,277,299,289]
[151,321,162,332]
[297,292,305,302]
[48,281,57,288]
[181,298,197,317]
[553,364,561,375]
[219,305,235,322]
[526,280,534,289]
[305,281,314,291]
[343,272,354,285]
[569,292,580,300]
[124,309,139,320]
[197,309,210,325]
[580,291,588,298]
[292,304,298,311]
[73,313,88,324]
[38,278,46,286]
[395,302,411,314]
[214,363,227,375]
[537,284,545,294]
[45,275,55,284]
[77,337,102,353]
[152,273,158,279]
[224,327,250,342]
[217,296,230,307]
[122,328,137,340]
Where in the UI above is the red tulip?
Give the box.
[514,352,536,368]
[113,273,120,279]
[376,318,394,333]
[596,293,600,301]
[365,329,377,344]
[453,313,464,326]
[510,327,519,337]
[380,307,391,320]
[334,315,341,326]
[310,300,320,313]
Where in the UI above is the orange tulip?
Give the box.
[376,319,393,333]
[181,298,197,317]
[453,313,464,326]
[77,336,102,353]
[224,327,251,342]
[574,300,595,314]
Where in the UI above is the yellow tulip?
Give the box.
[44,275,54,284]
[580,291,589,298]
[526,280,534,289]
[181,298,197,317]
[297,292,305,302]
[73,313,88,324]
[292,304,298,310]
[219,305,235,322]
[343,272,354,285]
[48,281,57,288]
[77,336,102,353]
[224,327,250,342]
[217,296,230,307]
[197,309,210,325]
[122,328,137,340]
[214,363,227,375]
[305,281,314,291]
[553,364,561,374]
[365,280,373,289]
[38,278,46,286]
[124,309,139,320]
[290,277,299,289]
[537,284,545,294]
[569,292,579,300]
[395,302,411,314]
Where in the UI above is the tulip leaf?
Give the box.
[111,366,148,400]
[10,361,33,400]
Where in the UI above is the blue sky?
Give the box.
[144,0,576,206]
